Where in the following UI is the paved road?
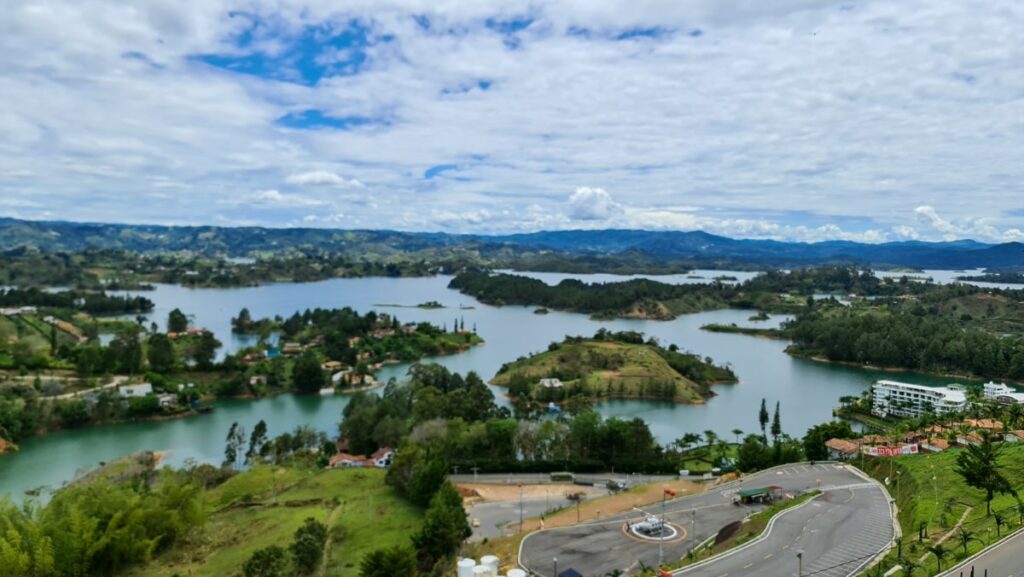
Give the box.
[519,463,893,577]
[451,473,677,486]
[940,529,1024,577]
[674,484,892,577]
[469,495,589,540]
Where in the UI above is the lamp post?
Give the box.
[553,557,558,577]
[796,549,804,577]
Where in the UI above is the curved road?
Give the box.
[519,463,894,577]
[940,529,1024,577]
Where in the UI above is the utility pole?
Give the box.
[553,557,558,577]
[659,490,666,568]
[796,549,804,577]
[472,466,479,483]
[519,482,524,533]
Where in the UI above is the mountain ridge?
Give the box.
[1,216,1022,270]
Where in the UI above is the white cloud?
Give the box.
[253,189,322,207]
[568,187,620,221]
[2,0,1024,240]
[285,170,363,188]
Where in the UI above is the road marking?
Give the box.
[743,564,752,569]
[764,553,773,559]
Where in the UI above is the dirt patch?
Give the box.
[457,483,597,503]
[518,479,705,532]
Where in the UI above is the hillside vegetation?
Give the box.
[130,467,421,577]
[492,331,736,404]
[861,442,1024,576]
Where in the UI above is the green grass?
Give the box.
[859,443,1024,576]
[133,467,422,577]
[491,340,708,403]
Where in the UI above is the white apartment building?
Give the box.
[871,380,967,418]
[983,381,1024,404]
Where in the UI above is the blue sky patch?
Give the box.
[196,15,379,86]
[424,164,459,179]
[278,109,377,130]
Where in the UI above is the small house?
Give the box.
[119,383,153,398]
[329,453,367,468]
[370,447,394,468]
[322,360,344,371]
[957,432,984,447]
[824,438,860,461]
[1004,430,1024,443]
[250,375,267,386]
[282,342,303,355]
[157,393,177,409]
[921,437,950,453]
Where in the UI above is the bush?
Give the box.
[243,545,289,577]
[290,517,328,574]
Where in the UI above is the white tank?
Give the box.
[509,569,527,577]
[473,565,490,577]
[481,555,500,577]
[458,559,477,577]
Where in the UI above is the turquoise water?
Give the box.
[0,273,980,498]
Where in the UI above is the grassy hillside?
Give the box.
[860,443,1024,576]
[131,467,421,577]
[492,337,736,403]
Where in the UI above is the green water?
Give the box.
[0,273,971,498]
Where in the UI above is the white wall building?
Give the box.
[119,383,153,398]
[983,381,1024,404]
[871,380,967,418]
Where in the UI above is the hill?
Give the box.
[491,332,737,404]
[129,466,420,577]
[3,217,1024,270]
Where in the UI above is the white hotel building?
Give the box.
[871,380,968,418]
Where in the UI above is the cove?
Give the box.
[0,273,978,498]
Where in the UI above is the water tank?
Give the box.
[473,565,490,577]
[458,559,477,577]
[481,555,500,577]
[509,569,527,577]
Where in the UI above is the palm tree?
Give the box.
[899,556,919,577]
[1016,499,1024,525]
[928,543,948,572]
[994,511,1006,537]
[731,428,743,444]
[957,527,976,555]
[703,430,717,450]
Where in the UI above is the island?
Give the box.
[491,329,737,407]
[956,271,1024,284]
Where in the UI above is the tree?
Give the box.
[759,398,769,441]
[360,545,418,577]
[802,421,856,461]
[191,331,220,370]
[247,419,269,465]
[731,428,743,444]
[109,325,143,374]
[994,511,1007,537]
[703,429,717,449]
[224,421,246,469]
[168,308,189,333]
[956,527,976,555]
[290,517,328,574]
[412,482,470,569]
[243,546,289,577]
[771,401,782,443]
[293,351,325,394]
[147,333,176,373]
[928,543,947,572]
[954,432,1016,515]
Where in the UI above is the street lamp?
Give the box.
[553,557,558,577]
[796,549,804,577]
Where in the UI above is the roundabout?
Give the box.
[624,517,686,543]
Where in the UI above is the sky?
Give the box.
[2,1,1023,243]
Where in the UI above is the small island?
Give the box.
[491,329,737,406]
[533,307,549,315]
[956,271,1024,284]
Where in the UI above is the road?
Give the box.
[469,494,594,540]
[518,463,894,577]
[940,528,1024,577]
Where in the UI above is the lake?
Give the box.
[0,272,990,498]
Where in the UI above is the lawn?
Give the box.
[131,467,422,577]
[859,442,1024,575]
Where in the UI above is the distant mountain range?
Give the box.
[2,217,1023,270]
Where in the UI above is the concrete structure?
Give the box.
[119,383,153,398]
[156,393,177,409]
[539,378,563,389]
[871,380,967,418]
[983,381,1024,404]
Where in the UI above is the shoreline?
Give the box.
[785,348,1020,385]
